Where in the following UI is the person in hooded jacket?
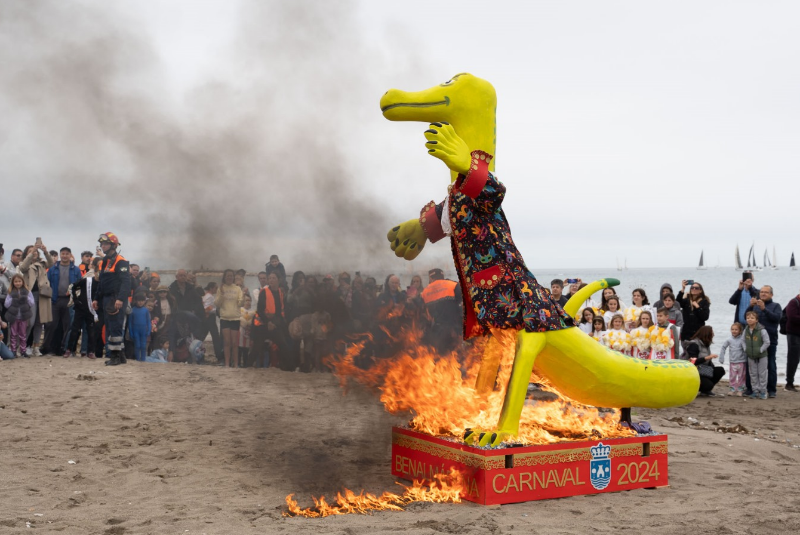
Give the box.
[653,283,674,309]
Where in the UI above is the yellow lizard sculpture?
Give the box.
[381,74,699,447]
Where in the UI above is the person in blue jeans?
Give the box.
[746,285,782,398]
[0,330,15,360]
[128,294,152,362]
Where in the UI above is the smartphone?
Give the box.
[35,237,43,247]
[686,279,694,286]
[566,278,578,284]
[145,266,150,272]
[742,272,752,281]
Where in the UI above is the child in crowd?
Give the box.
[653,308,679,360]
[234,271,251,306]
[719,322,747,396]
[743,311,770,400]
[64,262,98,359]
[591,316,606,341]
[239,294,254,367]
[602,297,622,327]
[4,274,34,358]
[625,288,654,331]
[578,308,595,335]
[216,269,244,368]
[598,288,625,315]
[629,310,654,359]
[146,340,169,363]
[603,314,631,355]
[661,293,684,330]
[128,294,152,362]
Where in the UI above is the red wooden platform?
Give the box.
[391,427,668,505]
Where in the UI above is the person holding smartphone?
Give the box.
[676,279,711,346]
[729,271,759,325]
[19,241,55,356]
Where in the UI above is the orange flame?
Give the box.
[286,321,634,517]
[327,328,633,445]
[284,470,465,518]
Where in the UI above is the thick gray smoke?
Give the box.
[0,0,436,271]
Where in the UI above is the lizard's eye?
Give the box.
[440,79,454,86]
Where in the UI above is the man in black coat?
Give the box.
[746,285,782,398]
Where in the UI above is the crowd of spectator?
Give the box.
[2,240,798,404]
[551,272,800,399]
[0,243,465,373]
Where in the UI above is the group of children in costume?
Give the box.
[573,285,773,399]
[576,287,678,360]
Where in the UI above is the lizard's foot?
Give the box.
[463,428,512,448]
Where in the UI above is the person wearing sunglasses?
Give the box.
[677,280,711,356]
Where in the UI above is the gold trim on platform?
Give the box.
[392,433,506,470]
[393,432,669,471]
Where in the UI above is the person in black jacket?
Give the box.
[64,265,99,359]
[745,285,782,398]
[676,280,710,354]
[92,233,131,366]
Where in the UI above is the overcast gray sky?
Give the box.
[2,0,798,270]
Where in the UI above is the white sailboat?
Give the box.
[771,246,779,270]
[747,243,763,272]
[734,245,743,270]
[791,252,797,271]
[616,257,622,271]
[697,250,707,270]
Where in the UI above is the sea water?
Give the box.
[163,267,799,384]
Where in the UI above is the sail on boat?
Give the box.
[791,252,797,270]
[697,250,707,270]
[747,243,762,271]
[735,245,743,270]
[771,246,779,270]
[764,249,771,269]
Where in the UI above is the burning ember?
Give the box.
[284,470,465,518]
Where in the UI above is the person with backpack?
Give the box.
[782,290,800,392]
[745,285,782,398]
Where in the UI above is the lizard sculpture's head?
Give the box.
[380,73,497,173]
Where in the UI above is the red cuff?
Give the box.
[419,201,445,244]
[456,150,493,199]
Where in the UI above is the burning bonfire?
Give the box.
[284,319,635,517]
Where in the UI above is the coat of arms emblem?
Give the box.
[590,442,612,490]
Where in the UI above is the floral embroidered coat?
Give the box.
[419,150,573,339]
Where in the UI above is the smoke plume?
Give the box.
[0,0,436,271]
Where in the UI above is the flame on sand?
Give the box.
[285,320,634,517]
[285,470,465,518]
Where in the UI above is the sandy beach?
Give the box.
[2,357,799,534]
